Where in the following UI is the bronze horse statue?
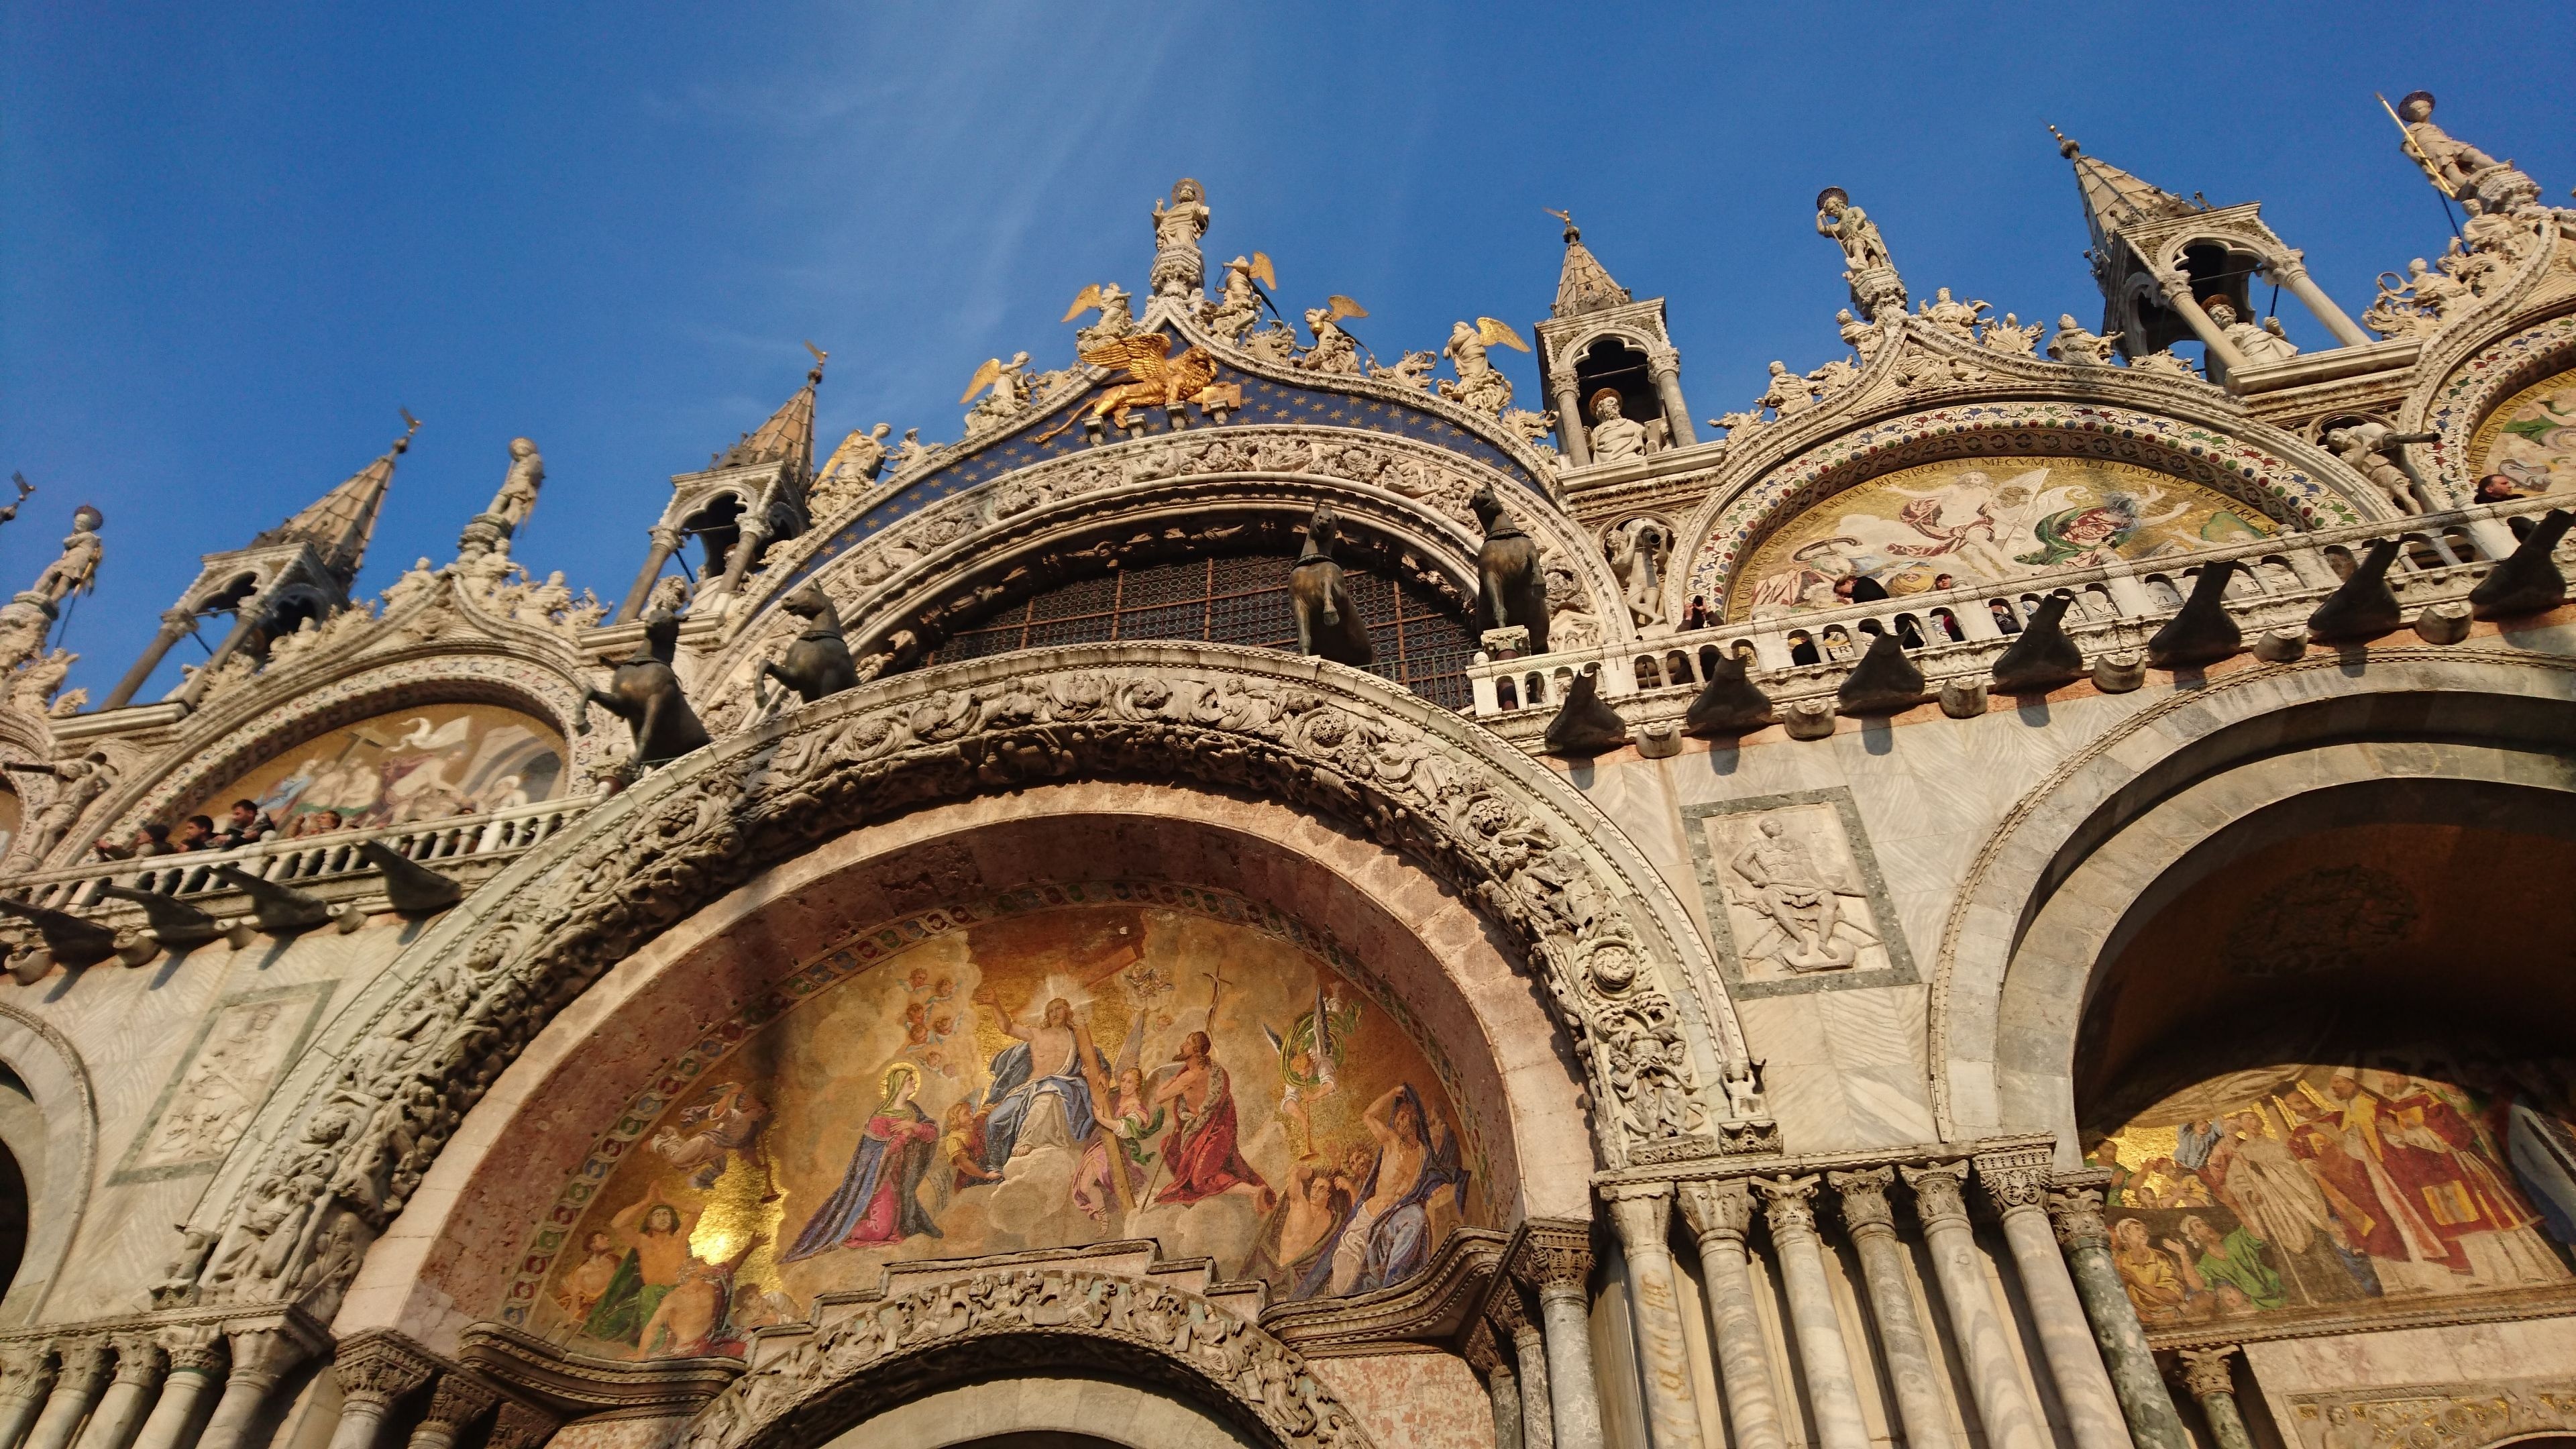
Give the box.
[1289,505,1375,666]
[582,608,711,769]
[761,587,859,704]
[1471,484,1548,653]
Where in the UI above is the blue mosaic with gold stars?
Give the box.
[766,352,1544,600]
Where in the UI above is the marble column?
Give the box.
[1830,1168,1955,1449]
[193,1323,315,1449]
[2155,276,2253,379]
[1754,1175,1870,1449]
[1468,1328,1523,1449]
[71,1338,166,1449]
[2049,1187,2190,1449]
[0,1345,58,1449]
[125,1334,223,1449]
[1606,1187,1705,1449]
[1519,1226,1604,1449]
[1976,1152,2134,1449]
[1900,1162,2047,1449]
[2176,1348,2256,1449]
[401,1374,498,1449]
[23,1341,111,1449]
[323,1334,437,1449]
[1491,1289,1554,1449]
[2270,257,2373,349]
[1648,350,1697,447]
[708,516,771,604]
[176,595,274,710]
[616,526,686,623]
[1550,379,1592,468]
[101,610,197,710]
[1675,1179,1786,1449]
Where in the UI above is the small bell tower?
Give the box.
[2053,127,2374,386]
[1533,213,1697,470]
[100,414,415,712]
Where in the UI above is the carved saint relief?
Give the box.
[1683,791,1916,997]
[119,985,332,1181]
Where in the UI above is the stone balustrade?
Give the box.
[1468,494,2571,723]
[5,796,592,916]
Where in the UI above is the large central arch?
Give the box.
[180,642,1760,1307]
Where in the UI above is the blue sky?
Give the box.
[5,3,2571,699]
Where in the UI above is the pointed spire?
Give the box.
[258,411,417,584]
[2050,127,2199,246]
[1548,211,1631,319]
[719,346,826,477]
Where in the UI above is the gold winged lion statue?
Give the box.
[1032,333,1220,442]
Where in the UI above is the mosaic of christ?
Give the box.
[534,897,1481,1360]
[1729,458,2273,619]
[2471,366,2576,497]
[196,702,566,834]
[2087,1049,2576,1334]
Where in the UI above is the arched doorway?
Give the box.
[812,1376,1265,1449]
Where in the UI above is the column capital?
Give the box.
[1972,1147,2053,1218]
[1753,1173,1823,1238]
[1827,1165,1899,1234]
[1898,1159,1972,1228]
[486,1401,561,1449]
[156,1328,227,1378]
[420,1372,501,1431]
[218,1317,322,1391]
[2175,1346,2241,1399]
[1511,1220,1595,1298]
[329,1331,439,1410]
[1604,1189,1672,1253]
[1646,345,1682,378]
[647,525,685,548]
[52,1340,111,1394]
[106,1334,168,1389]
[1461,1322,1506,1377]
[1484,1279,1534,1335]
[1674,1179,1758,1243]
[2045,1186,2111,1251]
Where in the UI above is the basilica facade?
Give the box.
[0,91,2573,1449]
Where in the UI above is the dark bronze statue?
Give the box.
[762,587,860,704]
[1471,484,1548,653]
[1289,506,1375,666]
[582,608,711,769]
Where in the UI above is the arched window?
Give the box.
[927,553,1476,708]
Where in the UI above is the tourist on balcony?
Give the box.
[94,822,174,860]
[216,799,274,849]
[175,815,218,851]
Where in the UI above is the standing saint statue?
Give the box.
[488,439,544,531]
[25,505,104,606]
[1150,178,1212,300]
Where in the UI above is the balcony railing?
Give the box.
[6,795,595,913]
[1470,497,2571,721]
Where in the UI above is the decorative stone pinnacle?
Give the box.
[1828,1166,1899,1233]
[1898,1160,1972,1227]
[1676,1179,1759,1242]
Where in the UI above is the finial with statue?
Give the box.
[1149,177,1211,300]
[2381,90,2542,215]
[1815,186,1907,319]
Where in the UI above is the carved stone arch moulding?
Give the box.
[733,424,1627,648]
[684,1267,1375,1449]
[0,1002,99,1326]
[2417,310,2576,490]
[187,642,1753,1307]
[1927,647,2576,1143]
[1678,400,2372,615]
[85,649,605,854]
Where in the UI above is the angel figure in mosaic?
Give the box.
[1264,981,1362,1159]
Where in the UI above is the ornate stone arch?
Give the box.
[0,1003,98,1328]
[1675,398,2374,619]
[1927,649,2576,1147]
[182,641,1758,1307]
[2415,311,2576,494]
[684,1267,1375,1449]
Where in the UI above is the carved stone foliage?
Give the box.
[187,642,1750,1303]
[1680,399,2367,614]
[2286,1377,2576,1449]
[685,1269,1372,1449]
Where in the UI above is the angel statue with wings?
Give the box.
[961,352,1032,428]
[1063,282,1136,352]
[1440,318,1528,415]
[1033,335,1220,441]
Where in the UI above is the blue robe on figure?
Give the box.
[1294,1084,1468,1299]
[979,1039,1109,1174]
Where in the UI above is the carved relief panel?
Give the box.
[113,981,337,1183]
[1681,789,1917,998]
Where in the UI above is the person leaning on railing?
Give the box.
[217,798,274,849]
[93,822,176,860]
